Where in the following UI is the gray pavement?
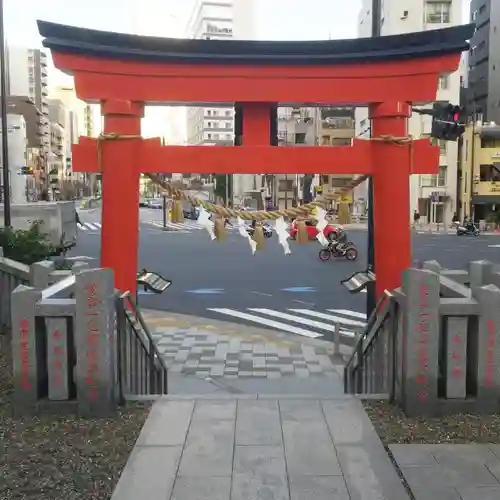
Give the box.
[111,396,412,500]
[141,309,348,395]
[391,444,500,500]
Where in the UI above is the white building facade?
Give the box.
[354,0,463,224]
[185,0,255,205]
[3,114,29,205]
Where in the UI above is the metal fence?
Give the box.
[344,260,500,417]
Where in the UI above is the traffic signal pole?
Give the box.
[366,0,381,317]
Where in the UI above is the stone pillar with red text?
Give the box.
[400,268,441,417]
[101,100,143,296]
[370,102,412,297]
[474,283,500,413]
[74,267,118,416]
[10,285,44,409]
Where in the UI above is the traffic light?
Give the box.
[431,102,465,142]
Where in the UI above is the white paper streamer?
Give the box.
[275,217,291,255]
[237,218,257,254]
[197,206,216,240]
[313,207,329,247]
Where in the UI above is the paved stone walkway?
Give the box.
[143,310,348,380]
[111,395,411,500]
[391,444,500,500]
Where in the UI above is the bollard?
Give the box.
[334,322,340,356]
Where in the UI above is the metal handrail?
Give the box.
[119,291,169,372]
[344,289,396,394]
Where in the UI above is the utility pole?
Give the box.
[366,0,381,317]
[0,0,11,227]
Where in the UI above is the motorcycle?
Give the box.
[246,223,273,238]
[456,224,479,236]
[319,239,358,261]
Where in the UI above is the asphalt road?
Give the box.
[71,207,500,339]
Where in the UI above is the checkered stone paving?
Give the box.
[151,327,338,379]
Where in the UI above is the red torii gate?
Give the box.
[38,21,474,297]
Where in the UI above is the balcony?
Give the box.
[472,181,500,196]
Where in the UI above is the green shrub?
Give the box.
[0,221,60,265]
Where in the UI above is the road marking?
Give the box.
[248,308,353,336]
[252,291,273,297]
[488,244,500,248]
[207,308,323,338]
[289,309,366,328]
[328,309,367,320]
[281,286,316,293]
[78,222,101,231]
[186,288,225,295]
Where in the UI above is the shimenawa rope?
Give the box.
[96,132,413,220]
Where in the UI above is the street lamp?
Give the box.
[0,0,11,226]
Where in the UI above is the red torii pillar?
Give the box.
[36,21,472,298]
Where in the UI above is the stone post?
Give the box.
[30,261,55,288]
[74,268,118,416]
[400,268,441,417]
[469,260,493,288]
[473,284,500,413]
[11,285,44,408]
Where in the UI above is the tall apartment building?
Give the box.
[185,0,255,205]
[8,47,49,140]
[467,0,500,123]
[355,0,462,224]
[51,86,95,191]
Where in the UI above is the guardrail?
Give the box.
[0,248,30,328]
[344,259,500,417]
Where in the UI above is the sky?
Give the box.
[3,0,471,139]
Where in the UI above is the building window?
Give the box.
[207,133,212,139]
[437,166,447,186]
[225,122,231,129]
[225,110,231,117]
[438,74,449,89]
[331,138,352,146]
[480,165,500,182]
[425,1,451,24]
[225,134,231,140]
[213,133,219,140]
[321,136,330,146]
[294,133,306,144]
[278,179,294,191]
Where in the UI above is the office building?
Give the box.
[459,120,500,223]
[355,0,462,224]
[185,0,255,204]
[467,0,500,123]
[315,107,356,208]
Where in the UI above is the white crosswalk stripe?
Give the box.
[78,222,102,231]
[207,307,366,339]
